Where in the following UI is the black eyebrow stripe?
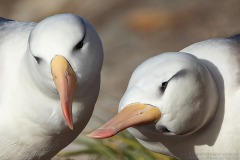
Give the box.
[173,69,187,79]
[81,19,86,42]
[159,69,187,92]
[73,20,86,50]
[168,69,188,82]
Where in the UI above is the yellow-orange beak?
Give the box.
[87,103,161,138]
[51,55,77,130]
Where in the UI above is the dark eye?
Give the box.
[160,81,168,92]
[34,56,41,64]
[74,39,84,50]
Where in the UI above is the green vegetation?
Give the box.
[58,131,176,160]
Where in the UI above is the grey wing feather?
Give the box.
[228,33,240,40]
[0,17,13,23]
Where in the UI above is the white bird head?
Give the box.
[28,14,103,129]
[88,52,218,138]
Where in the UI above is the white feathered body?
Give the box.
[128,37,240,159]
[0,19,100,159]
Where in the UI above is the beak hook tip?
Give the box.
[67,121,74,130]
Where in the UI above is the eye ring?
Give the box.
[33,56,41,64]
[74,39,84,50]
[160,81,168,92]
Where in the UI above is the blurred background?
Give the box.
[1,0,240,159]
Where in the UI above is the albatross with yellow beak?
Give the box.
[0,14,103,159]
[89,35,240,159]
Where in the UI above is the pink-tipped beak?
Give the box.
[51,55,77,130]
[87,103,161,139]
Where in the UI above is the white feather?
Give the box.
[0,14,103,159]
[120,36,240,159]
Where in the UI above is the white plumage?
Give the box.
[0,14,103,159]
[89,35,240,160]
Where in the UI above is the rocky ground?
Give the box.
[1,0,240,159]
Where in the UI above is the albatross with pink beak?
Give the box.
[89,35,240,159]
[0,14,103,159]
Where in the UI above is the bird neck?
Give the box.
[199,59,220,127]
